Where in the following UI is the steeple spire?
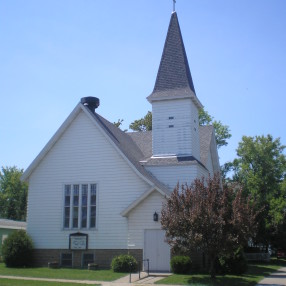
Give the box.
[147,12,202,108]
[173,0,176,12]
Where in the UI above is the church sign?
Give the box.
[69,232,88,250]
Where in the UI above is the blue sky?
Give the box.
[1,0,285,171]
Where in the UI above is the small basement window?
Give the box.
[82,253,94,268]
[61,253,72,268]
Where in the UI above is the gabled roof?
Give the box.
[121,187,167,217]
[85,108,171,195]
[147,12,202,108]
[21,103,170,196]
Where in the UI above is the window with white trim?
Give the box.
[63,184,97,229]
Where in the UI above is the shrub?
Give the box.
[219,247,248,275]
[2,230,34,267]
[111,255,138,272]
[170,255,192,274]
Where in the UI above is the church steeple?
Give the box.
[147,12,202,109]
[148,11,202,159]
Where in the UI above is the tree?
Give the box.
[113,119,124,128]
[0,166,28,221]
[161,174,257,278]
[129,109,231,148]
[225,135,286,249]
[2,230,33,267]
[113,119,127,132]
[199,108,231,148]
[129,111,152,131]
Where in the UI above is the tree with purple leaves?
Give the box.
[161,174,258,279]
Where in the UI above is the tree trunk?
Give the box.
[209,256,216,279]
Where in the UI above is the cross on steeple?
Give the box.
[173,0,176,12]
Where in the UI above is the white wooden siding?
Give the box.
[145,165,199,191]
[152,98,200,158]
[197,164,209,180]
[127,191,166,249]
[27,110,150,249]
[190,103,200,159]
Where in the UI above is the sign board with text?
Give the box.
[69,233,88,250]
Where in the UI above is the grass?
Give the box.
[156,258,286,286]
[0,263,126,281]
[0,278,95,286]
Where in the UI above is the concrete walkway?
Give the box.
[114,272,171,284]
[257,266,286,286]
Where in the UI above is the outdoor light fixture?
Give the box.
[153,212,158,222]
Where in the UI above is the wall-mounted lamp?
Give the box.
[153,212,159,222]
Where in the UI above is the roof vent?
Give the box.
[81,97,100,113]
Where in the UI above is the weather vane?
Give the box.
[173,0,176,12]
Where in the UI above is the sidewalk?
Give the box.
[257,266,286,286]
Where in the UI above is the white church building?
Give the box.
[22,11,220,272]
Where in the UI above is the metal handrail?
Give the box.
[129,259,149,283]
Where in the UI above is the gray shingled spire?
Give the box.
[147,12,202,108]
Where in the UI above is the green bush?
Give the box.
[2,230,34,267]
[111,255,138,272]
[170,255,192,274]
[219,247,248,275]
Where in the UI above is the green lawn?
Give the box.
[156,259,286,286]
[0,278,94,286]
[0,263,126,281]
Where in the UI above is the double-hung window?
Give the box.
[63,183,97,229]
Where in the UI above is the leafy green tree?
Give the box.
[199,108,231,148]
[113,119,124,128]
[161,174,257,279]
[226,135,286,249]
[113,119,127,132]
[129,109,231,148]
[129,111,152,132]
[0,166,28,221]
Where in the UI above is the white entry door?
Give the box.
[144,229,170,272]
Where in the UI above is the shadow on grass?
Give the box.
[156,259,286,286]
[186,276,257,286]
[271,258,286,266]
[246,263,282,277]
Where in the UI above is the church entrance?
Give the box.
[144,229,170,272]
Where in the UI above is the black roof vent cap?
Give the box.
[81,97,100,113]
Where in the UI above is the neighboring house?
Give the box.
[0,219,27,256]
[22,11,220,271]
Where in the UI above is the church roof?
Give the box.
[21,101,213,194]
[147,12,203,108]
